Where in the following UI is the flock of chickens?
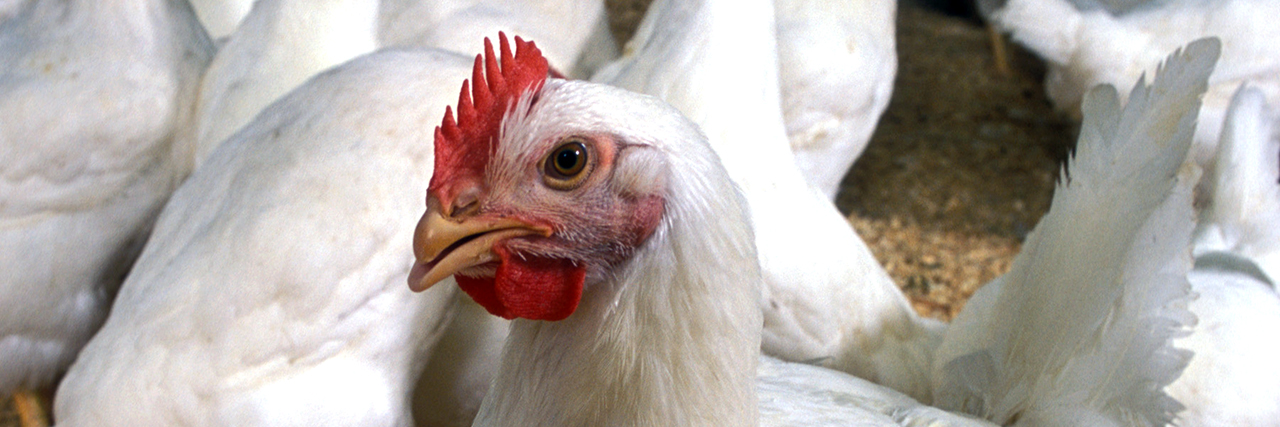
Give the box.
[0,0,1277,426]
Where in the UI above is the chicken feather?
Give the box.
[933,39,1214,426]
[0,0,212,396]
[55,49,471,427]
[982,0,1280,179]
[184,0,380,170]
[1194,86,1280,280]
[592,0,943,401]
[1166,85,1280,426]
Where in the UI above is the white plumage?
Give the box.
[981,0,1280,173]
[1170,256,1280,426]
[1193,86,1280,281]
[932,40,1211,425]
[409,36,991,425]
[189,0,617,170]
[1166,85,1280,426]
[0,0,211,401]
[377,0,617,78]
[54,49,473,426]
[373,3,620,425]
[775,0,897,199]
[756,357,991,426]
[184,0,380,169]
[592,0,942,401]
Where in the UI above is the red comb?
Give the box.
[429,32,551,209]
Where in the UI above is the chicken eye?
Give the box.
[543,140,592,190]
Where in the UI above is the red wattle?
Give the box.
[455,245,585,321]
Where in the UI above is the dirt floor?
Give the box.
[839,5,1077,320]
[0,2,1078,425]
[608,0,1075,321]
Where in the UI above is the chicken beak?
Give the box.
[408,208,551,292]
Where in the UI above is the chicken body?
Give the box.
[0,0,212,396]
[185,0,380,170]
[54,49,470,426]
[983,0,1280,172]
[1166,86,1280,426]
[592,0,941,400]
[190,0,617,171]
[377,0,617,78]
[776,0,897,199]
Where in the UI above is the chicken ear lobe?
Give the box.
[456,245,585,321]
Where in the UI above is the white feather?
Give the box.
[984,0,1280,178]
[1193,86,1280,280]
[184,0,380,170]
[376,0,617,79]
[933,39,1214,426]
[0,0,212,395]
[775,0,897,199]
[592,0,943,401]
[757,357,993,427]
[54,49,471,426]
[1167,85,1280,426]
[473,79,763,427]
[470,64,995,427]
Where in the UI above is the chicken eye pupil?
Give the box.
[556,148,580,171]
[548,141,587,177]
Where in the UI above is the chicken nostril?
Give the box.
[449,185,482,218]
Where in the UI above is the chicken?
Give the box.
[979,0,1280,176]
[932,39,1209,425]
[775,0,897,199]
[591,0,942,400]
[54,48,473,426]
[1165,86,1280,425]
[184,0,380,170]
[0,0,212,424]
[188,0,252,41]
[374,3,618,424]
[409,32,993,427]
[377,0,617,78]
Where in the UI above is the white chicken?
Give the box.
[775,0,898,199]
[408,33,993,427]
[53,48,475,426]
[591,0,942,400]
[932,39,1214,425]
[410,31,1220,427]
[184,0,380,169]
[377,0,617,78]
[0,0,212,424]
[1165,85,1280,426]
[979,0,1280,175]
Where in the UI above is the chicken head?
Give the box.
[409,33,667,321]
